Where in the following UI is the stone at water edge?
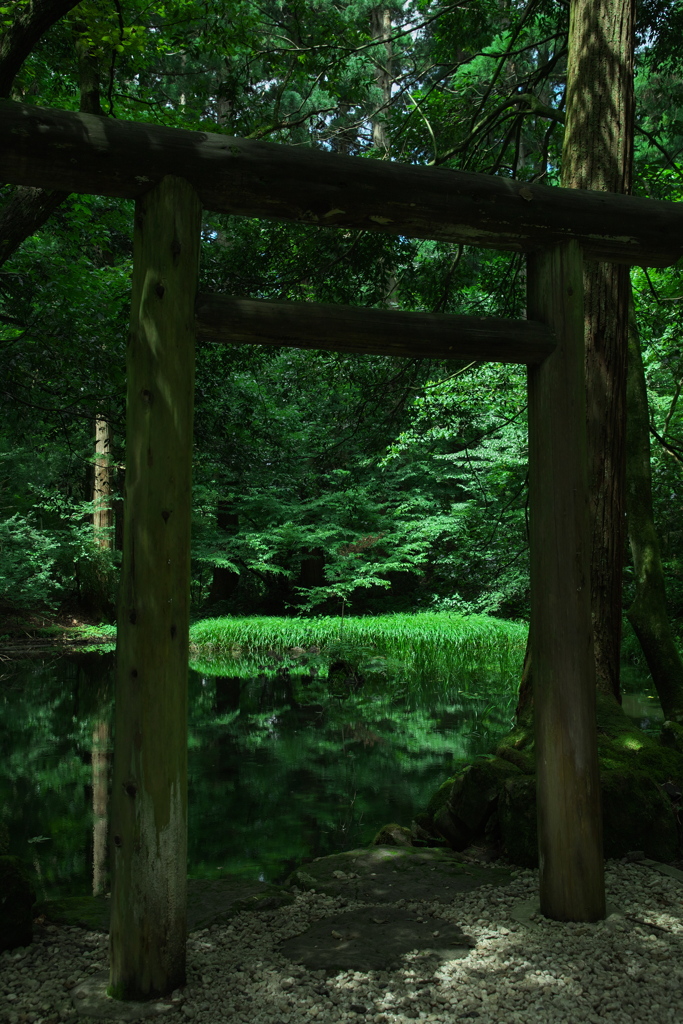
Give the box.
[422,690,683,868]
[372,823,413,847]
[430,755,524,855]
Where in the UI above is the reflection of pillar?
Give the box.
[214,675,241,714]
[92,719,110,896]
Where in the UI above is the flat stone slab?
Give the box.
[280,904,475,972]
[638,858,683,883]
[37,877,294,934]
[37,847,512,935]
[287,845,513,903]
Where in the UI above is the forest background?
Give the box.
[2,0,683,665]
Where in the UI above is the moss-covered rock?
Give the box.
[433,802,471,851]
[495,725,535,775]
[451,757,522,833]
[0,819,9,854]
[422,689,683,868]
[0,856,36,951]
[601,770,678,862]
[498,775,538,866]
[426,778,454,818]
[660,720,683,755]
[372,823,413,847]
[431,757,522,852]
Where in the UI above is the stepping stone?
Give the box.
[280,904,475,971]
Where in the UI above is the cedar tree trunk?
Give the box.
[625,291,683,722]
[561,0,635,702]
[93,416,114,548]
[370,6,393,157]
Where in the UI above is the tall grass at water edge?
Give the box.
[189,612,528,688]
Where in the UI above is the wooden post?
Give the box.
[109,176,201,999]
[194,295,556,364]
[527,240,605,922]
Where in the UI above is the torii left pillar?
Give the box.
[110,176,201,1000]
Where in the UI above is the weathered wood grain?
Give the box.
[527,240,606,922]
[195,294,556,363]
[109,176,200,998]
[1,99,680,265]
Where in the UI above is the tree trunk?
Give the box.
[561,0,636,702]
[93,416,114,549]
[0,1,105,271]
[0,186,69,269]
[0,0,82,98]
[625,290,683,722]
[109,176,201,1000]
[370,7,393,158]
[527,240,604,922]
[207,501,239,606]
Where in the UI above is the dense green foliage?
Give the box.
[1,1,683,643]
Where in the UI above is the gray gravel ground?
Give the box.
[2,859,683,1024]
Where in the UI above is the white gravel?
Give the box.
[2,859,683,1024]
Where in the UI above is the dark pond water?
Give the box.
[0,650,663,901]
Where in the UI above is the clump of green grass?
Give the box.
[189,612,527,686]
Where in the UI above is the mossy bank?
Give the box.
[413,691,683,866]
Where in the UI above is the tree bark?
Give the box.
[0,186,69,269]
[93,416,114,548]
[625,290,683,722]
[207,501,239,607]
[561,0,636,702]
[370,7,393,157]
[2,98,678,266]
[0,0,82,98]
[527,240,604,922]
[109,176,201,1000]
[0,0,101,271]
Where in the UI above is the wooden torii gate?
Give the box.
[3,99,683,1000]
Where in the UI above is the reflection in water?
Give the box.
[91,719,110,896]
[619,661,666,736]
[0,652,664,898]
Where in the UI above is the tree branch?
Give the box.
[0,0,82,98]
[650,423,683,464]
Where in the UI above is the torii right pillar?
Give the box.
[527,240,606,921]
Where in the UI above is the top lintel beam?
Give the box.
[1,99,680,267]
